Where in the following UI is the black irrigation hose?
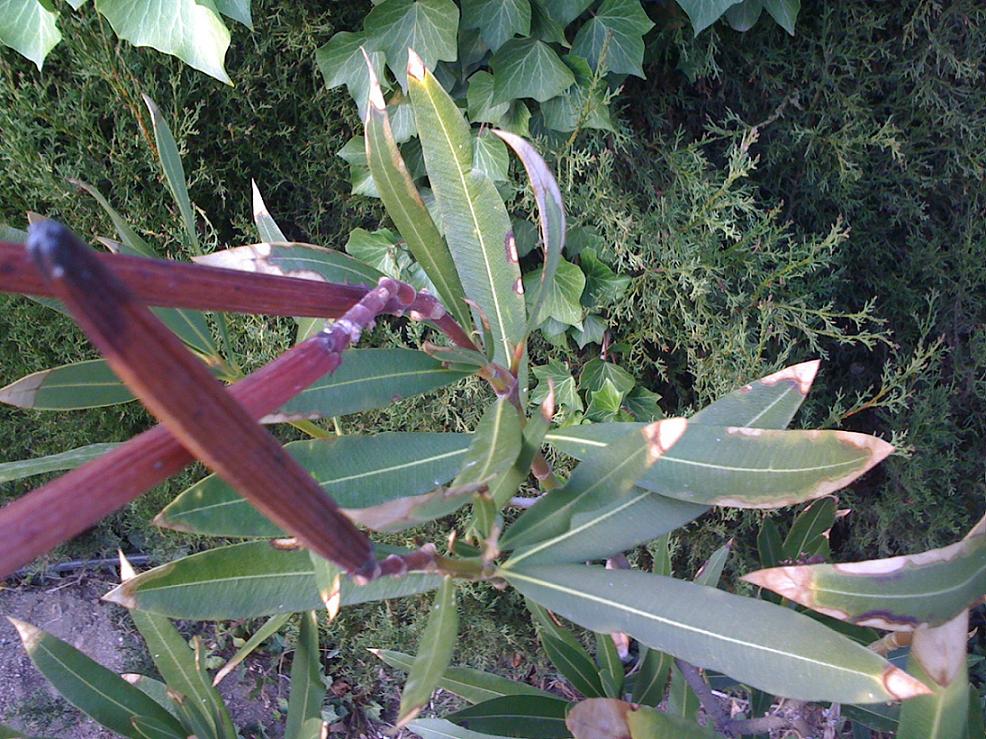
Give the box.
[9,554,151,581]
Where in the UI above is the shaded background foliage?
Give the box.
[1,0,984,720]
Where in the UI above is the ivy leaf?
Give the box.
[530,1,571,46]
[572,312,607,349]
[541,54,615,133]
[532,360,583,412]
[763,0,798,35]
[580,248,629,307]
[585,378,625,421]
[570,0,654,77]
[345,228,402,277]
[580,357,635,395]
[472,132,510,183]
[491,37,575,104]
[499,100,532,137]
[724,0,762,31]
[96,0,233,85]
[524,258,586,329]
[565,225,604,258]
[0,0,61,70]
[538,0,596,27]
[467,71,511,124]
[365,0,460,88]
[337,135,380,197]
[624,385,663,421]
[386,88,417,143]
[461,0,531,53]
[676,0,743,36]
[316,31,387,117]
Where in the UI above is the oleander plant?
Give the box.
[0,46,982,738]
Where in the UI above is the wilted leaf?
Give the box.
[566,698,631,738]
[0,443,119,483]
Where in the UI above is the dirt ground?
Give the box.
[0,573,281,738]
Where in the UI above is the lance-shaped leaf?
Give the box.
[103,541,443,619]
[503,564,930,703]
[349,479,490,533]
[504,484,705,567]
[120,553,236,739]
[489,398,552,510]
[502,419,688,551]
[547,421,892,509]
[213,613,291,685]
[445,695,571,737]
[743,515,986,631]
[9,617,185,736]
[250,180,286,243]
[26,221,374,574]
[0,443,119,483]
[691,360,819,428]
[898,610,971,739]
[71,178,218,356]
[631,647,670,707]
[528,599,605,698]
[594,632,624,698]
[372,649,555,704]
[264,348,471,422]
[363,51,473,333]
[626,704,718,738]
[0,359,135,409]
[495,129,565,331]
[285,612,325,737]
[131,715,187,739]
[408,50,525,367]
[398,578,459,726]
[455,399,522,488]
[409,719,513,738]
[782,496,836,559]
[194,241,381,285]
[141,94,204,250]
[157,432,471,537]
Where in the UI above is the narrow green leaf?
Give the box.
[502,419,688,551]
[408,54,525,367]
[528,600,605,698]
[694,542,731,587]
[141,94,201,249]
[157,431,472,537]
[9,617,185,736]
[285,612,325,738]
[120,675,181,720]
[756,517,784,568]
[103,542,443,619]
[70,178,155,257]
[0,442,119,483]
[782,497,836,559]
[130,607,234,739]
[250,180,286,242]
[100,2,231,84]
[0,359,134,410]
[265,349,472,422]
[630,648,670,706]
[547,421,892,509]
[744,519,986,631]
[490,401,551,509]
[490,38,575,103]
[363,62,473,332]
[461,0,531,52]
[364,0,460,88]
[446,695,571,738]
[373,649,555,704]
[666,665,700,720]
[213,613,291,685]
[503,564,930,703]
[455,399,522,487]
[691,360,819,429]
[194,241,382,285]
[399,578,459,725]
[409,718,513,738]
[0,0,61,70]
[570,0,654,77]
[131,716,186,739]
[594,632,624,698]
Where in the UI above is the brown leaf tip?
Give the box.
[882,664,933,700]
[406,48,426,82]
[759,359,821,395]
[642,417,687,464]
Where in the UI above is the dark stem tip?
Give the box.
[26,220,86,281]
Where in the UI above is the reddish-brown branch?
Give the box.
[0,241,479,352]
[0,224,422,578]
